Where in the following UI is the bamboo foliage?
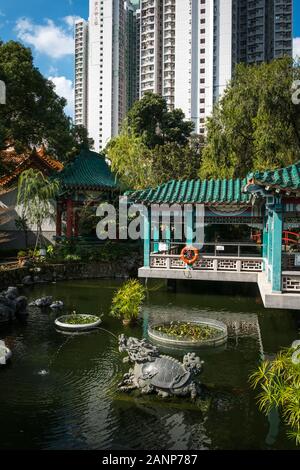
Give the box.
[249,347,300,446]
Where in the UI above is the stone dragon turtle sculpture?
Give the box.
[118,335,204,399]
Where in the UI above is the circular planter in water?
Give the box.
[148,318,228,349]
[55,314,102,332]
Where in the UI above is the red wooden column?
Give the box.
[56,201,62,237]
[66,198,73,239]
[74,209,79,238]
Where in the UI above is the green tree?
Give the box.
[106,129,153,190]
[17,169,59,250]
[152,140,202,183]
[127,92,194,148]
[0,40,90,161]
[106,129,203,190]
[200,58,300,179]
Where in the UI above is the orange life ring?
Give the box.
[180,246,199,266]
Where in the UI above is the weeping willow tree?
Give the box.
[17,169,59,250]
[249,342,300,446]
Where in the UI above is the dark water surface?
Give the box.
[0,279,299,450]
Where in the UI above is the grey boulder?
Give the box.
[0,340,12,365]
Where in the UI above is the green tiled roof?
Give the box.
[250,161,300,191]
[125,178,251,205]
[57,149,118,190]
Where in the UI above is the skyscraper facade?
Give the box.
[139,0,293,134]
[74,19,89,128]
[74,0,140,152]
[75,0,292,148]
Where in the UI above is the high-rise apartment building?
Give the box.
[74,0,140,152]
[139,0,293,134]
[74,19,89,128]
[75,0,292,147]
[126,2,141,109]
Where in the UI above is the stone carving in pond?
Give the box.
[50,301,64,309]
[0,286,28,323]
[29,296,53,308]
[0,340,12,365]
[118,335,204,400]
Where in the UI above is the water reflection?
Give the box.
[0,279,298,450]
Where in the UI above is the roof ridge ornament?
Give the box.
[243,178,268,198]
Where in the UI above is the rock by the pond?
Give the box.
[0,340,12,365]
[30,296,53,308]
[50,301,64,309]
[22,276,33,286]
[6,287,19,300]
[15,296,28,316]
[0,304,14,322]
[0,286,28,321]
[0,294,16,309]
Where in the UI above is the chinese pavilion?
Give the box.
[127,160,300,310]
[55,149,119,240]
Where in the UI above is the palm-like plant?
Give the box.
[249,345,300,446]
[17,169,59,251]
[110,279,146,325]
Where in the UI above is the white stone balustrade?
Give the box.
[150,254,263,273]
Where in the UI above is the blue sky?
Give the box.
[0,0,299,117]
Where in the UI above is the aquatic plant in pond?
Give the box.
[249,342,300,446]
[110,279,146,325]
[61,314,100,325]
[55,313,103,332]
[154,322,220,341]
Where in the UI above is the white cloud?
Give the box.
[15,17,74,59]
[64,16,83,29]
[294,37,300,60]
[49,76,74,118]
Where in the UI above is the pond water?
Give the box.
[0,279,299,450]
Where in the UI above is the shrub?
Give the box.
[46,245,54,257]
[64,254,82,263]
[110,279,146,324]
[249,343,300,446]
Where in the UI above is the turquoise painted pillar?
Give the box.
[153,223,159,253]
[262,217,268,271]
[267,212,273,282]
[185,206,194,246]
[271,204,283,292]
[165,225,171,251]
[143,208,150,267]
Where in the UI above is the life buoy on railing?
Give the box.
[180,246,199,266]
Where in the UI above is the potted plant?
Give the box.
[17,250,27,267]
[110,279,146,326]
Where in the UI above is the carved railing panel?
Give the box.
[149,255,263,273]
[217,259,237,271]
[241,260,263,272]
[282,274,300,292]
